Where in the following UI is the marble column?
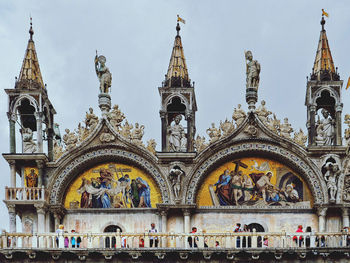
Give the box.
[183,209,191,233]
[342,208,349,228]
[7,113,16,153]
[35,205,46,234]
[160,111,167,151]
[35,112,43,153]
[335,103,343,146]
[9,160,16,187]
[36,160,44,187]
[161,210,167,232]
[8,205,16,233]
[317,207,327,232]
[54,213,61,231]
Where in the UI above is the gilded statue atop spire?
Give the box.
[245,51,261,89]
[95,51,112,93]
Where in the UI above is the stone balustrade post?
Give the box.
[225,230,232,248]
[317,207,327,232]
[115,230,121,248]
[32,233,38,248]
[197,229,204,248]
[144,230,150,248]
[58,233,64,249]
[169,232,175,248]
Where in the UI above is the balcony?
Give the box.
[1,230,349,261]
[4,187,48,202]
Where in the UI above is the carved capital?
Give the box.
[160,210,168,217]
[34,111,43,119]
[7,112,17,122]
[159,110,167,119]
[342,208,349,217]
[317,207,327,217]
[8,160,16,166]
[310,105,317,112]
[34,204,47,214]
[182,208,191,216]
[36,160,45,169]
[336,103,343,112]
[7,204,16,213]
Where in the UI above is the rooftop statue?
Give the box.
[63,128,78,151]
[131,123,145,146]
[245,50,260,89]
[95,51,112,94]
[21,127,37,153]
[206,123,221,143]
[107,105,125,130]
[256,100,271,125]
[168,115,187,152]
[85,108,99,131]
[315,109,335,146]
[146,139,157,155]
[232,104,246,127]
[280,118,294,138]
[293,128,307,147]
[194,135,207,152]
[220,119,235,137]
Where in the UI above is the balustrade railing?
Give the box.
[1,230,349,250]
[5,187,47,202]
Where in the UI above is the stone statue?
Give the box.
[315,109,335,146]
[21,127,37,153]
[256,100,272,124]
[169,167,184,200]
[63,128,78,151]
[95,52,112,93]
[146,139,157,155]
[167,115,187,152]
[220,119,235,137]
[194,135,208,152]
[344,114,350,153]
[120,120,133,140]
[280,118,293,138]
[99,127,115,143]
[293,128,307,146]
[343,174,350,202]
[245,50,261,88]
[324,162,340,202]
[53,123,62,145]
[53,140,63,160]
[85,108,99,131]
[232,104,246,127]
[267,114,281,133]
[107,105,125,130]
[206,123,221,143]
[131,123,145,146]
[76,122,89,142]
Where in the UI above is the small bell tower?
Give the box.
[5,19,56,159]
[305,15,343,147]
[158,20,197,152]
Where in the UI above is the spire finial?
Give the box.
[321,9,328,31]
[176,22,180,36]
[29,17,34,40]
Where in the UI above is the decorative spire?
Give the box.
[17,18,45,89]
[164,21,191,88]
[310,14,339,81]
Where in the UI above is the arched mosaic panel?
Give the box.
[197,157,313,207]
[64,162,162,209]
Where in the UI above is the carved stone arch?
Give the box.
[313,87,339,105]
[101,221,126,233]
[11,94,39,114]
[185,142,327,205]
[165,94,189,112]
[49,148,170,206]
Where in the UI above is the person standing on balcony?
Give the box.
[234,223,242,248]
[149,223,158,247]
[188,227,198,248]
[293,225,304,247]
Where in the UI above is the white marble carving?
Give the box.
[206,123,221,143]
[315,109,335,146]
[63,129,78,151]
[194,135,208,153]
[256,100,271,125]
[168,115,187,152]
[324,162,340,202]
[22,127,37,153]
[280,118,293,138]
[220,119,235,137]
[232,104,246,127]
[131,123,145,146]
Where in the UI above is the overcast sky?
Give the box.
[0,1,349,231]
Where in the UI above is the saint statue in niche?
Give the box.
[168,114,187,152]
[315,109,335,146]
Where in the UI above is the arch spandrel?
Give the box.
[64,162,162,209]
[49,148,170,206]
[185,142,327,206]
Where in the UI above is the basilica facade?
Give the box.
[2,15,350,262]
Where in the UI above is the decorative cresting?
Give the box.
[49,148,170,205]
[185,142,326,205]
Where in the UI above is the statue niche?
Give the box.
[168,115,187,152]
[315,109,335,146]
